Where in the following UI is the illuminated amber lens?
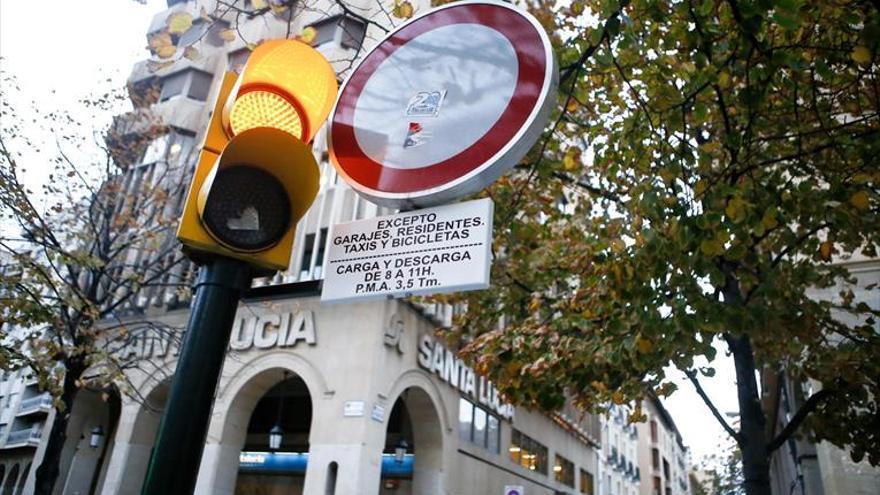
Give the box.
[229,90,303,140]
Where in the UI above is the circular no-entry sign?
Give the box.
[328,1,557,208]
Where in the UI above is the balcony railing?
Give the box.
[5,425,42,446]
[17,394,52,415]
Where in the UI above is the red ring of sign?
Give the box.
[331,3,547,194]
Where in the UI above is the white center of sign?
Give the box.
[353,24,519,169]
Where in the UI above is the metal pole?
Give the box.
[141,256,252,495]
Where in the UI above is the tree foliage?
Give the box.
[0,74,189,493]
[432,0,880,471]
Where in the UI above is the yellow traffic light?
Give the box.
[222,39,339,143]
[177,40,338,272]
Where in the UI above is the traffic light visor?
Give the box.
[196,127,320,252]
[224,39,339,143]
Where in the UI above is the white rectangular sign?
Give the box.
[343,400,365,417]
[321,198,493,303]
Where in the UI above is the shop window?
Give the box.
[187,71,213,101]
[141,132,195,165]
[159,72,188,101]
[177,19,210,47]
[306,15,367,50]
[229,47,251,73]
[510,429,548,475]
[339,16,366,49]
[308,16,342,46]
[579,469,594,495]
[553,454,574,487]
[473,407,487,447]
[458,398,472,441]
[159,69,214,102]
[487,415,500,454]
[458,397,501,454]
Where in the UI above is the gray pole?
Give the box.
[140,256,252,495]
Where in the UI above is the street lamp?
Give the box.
[269,371,288,452]
[269,424,283,452]
[89,426,104,449]
[394,438,409,464]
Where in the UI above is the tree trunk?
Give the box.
[728,333,772,495]
[33,361,84,495]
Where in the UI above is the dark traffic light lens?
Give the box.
[202,165,291,252]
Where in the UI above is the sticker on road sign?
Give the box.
[321,198,493,303]
[504,486,524,495]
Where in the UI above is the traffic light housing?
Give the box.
[177,40,338,272]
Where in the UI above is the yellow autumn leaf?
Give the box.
[566,99,579,113]
[761,209,778,230]
[156,45,177,59]
[563,148,581,171]
[146,59,175,73]
[717,71,731,88]
[610,239,625,253]
[819,241,833,262]
[852,45,872,65]
[299,26,318,45]
[850,190,870,211]
[635,334,652,354]
[219,29,237,42]
[166,11,193,35]
[528,297,541,312]
[183,45,201,61]
[725,196,748,223]
[611,391,625,405]
[393,0,414,19]
[700,239,722,256]
[251,0,268,9]
[148,31,173,51]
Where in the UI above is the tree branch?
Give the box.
[686,369,742,444]
[766,388,836,453]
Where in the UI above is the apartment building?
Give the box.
[597,405,640,495]
[636,397,691,495]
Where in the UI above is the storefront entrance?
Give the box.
[381,386,444,494]
[235,373,312,495]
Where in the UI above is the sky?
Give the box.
[0,0,741,467]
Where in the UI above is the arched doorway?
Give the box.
[111,378,170,494]
[2,464,19,495]
[54,387,120,495]
[234,372,313,495]
[381,387,444,495]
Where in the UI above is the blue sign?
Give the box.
[238,451,414,477]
